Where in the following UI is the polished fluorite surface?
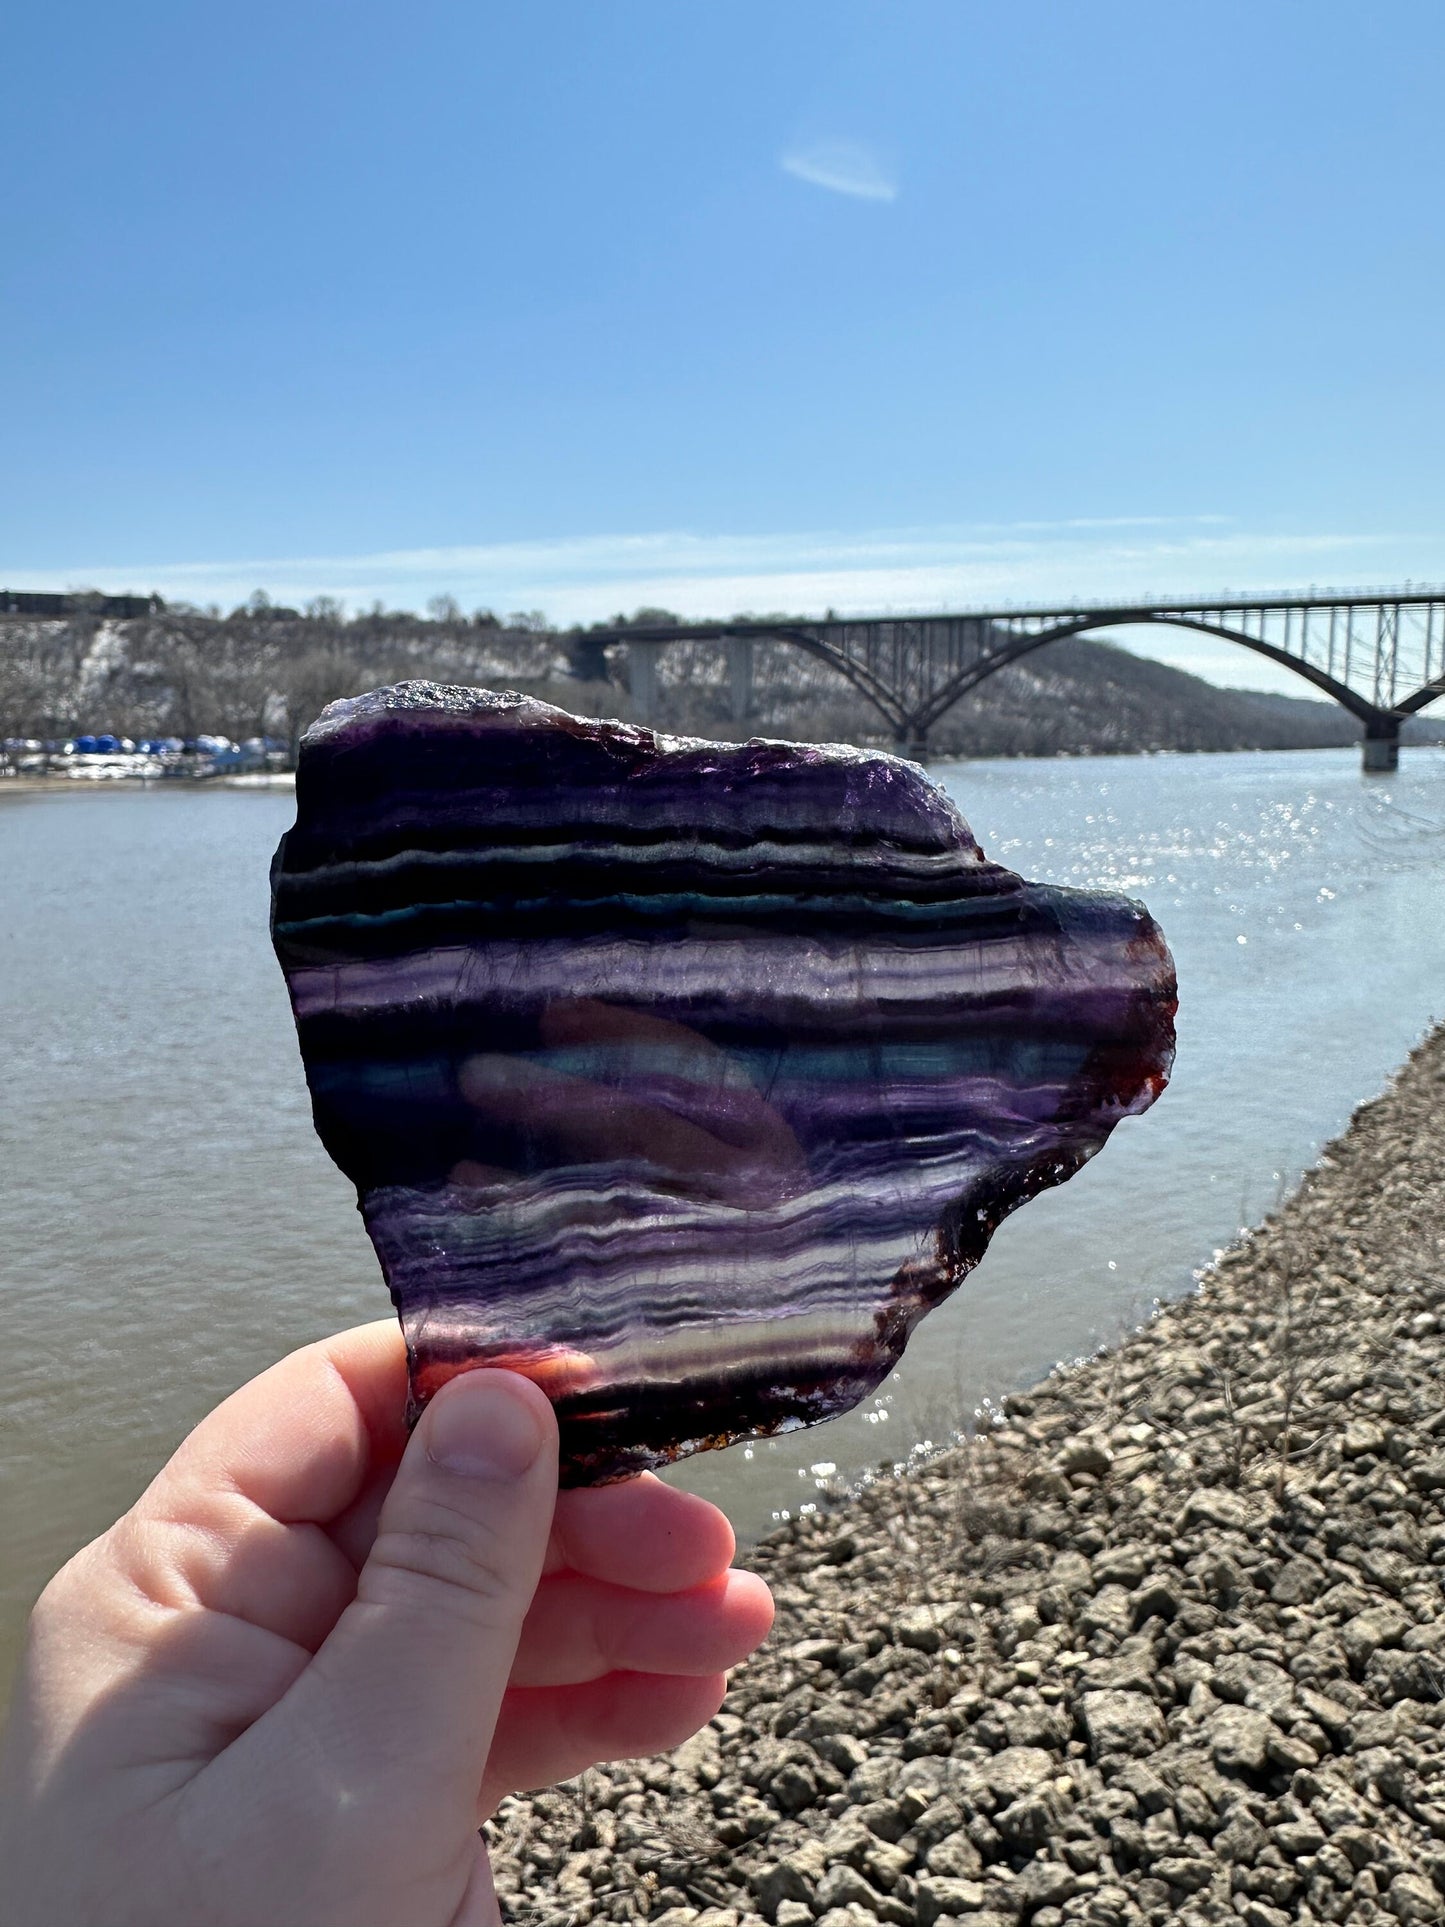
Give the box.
[272,683,1176,1483]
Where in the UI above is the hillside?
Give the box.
[0,605,1438,761]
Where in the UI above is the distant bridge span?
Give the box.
[586,589,1445,771]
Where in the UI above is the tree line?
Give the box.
[0,598,589,755]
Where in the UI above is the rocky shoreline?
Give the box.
[491,1026,1445,1927]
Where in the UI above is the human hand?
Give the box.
[0,1322,773,1927]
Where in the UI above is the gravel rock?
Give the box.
[894,1604,961,1653]
[926,1832,983,1878]
[814,1866,883,1914]
[1012,1860,1079,1908]
[916,1876,988,1924]
[752,1863,815,1917]
[980,1746,1056,1802]
[1385,1873,1443,1922]
[1079,1690,1167,1759]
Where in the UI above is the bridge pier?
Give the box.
[1362,713,1402,774]
[727,637,753,725]
[627,641,663,723]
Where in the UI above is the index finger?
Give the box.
[545,1474,738,1592]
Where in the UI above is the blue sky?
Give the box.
[3,0,1443,693]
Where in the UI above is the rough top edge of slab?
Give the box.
[303,679,926,779]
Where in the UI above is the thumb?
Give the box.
[303,1368,559,1802]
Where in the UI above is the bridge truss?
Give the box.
[591,590,1445,771]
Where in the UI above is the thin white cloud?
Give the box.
[5,515,1430,697]
[781,139,897,203]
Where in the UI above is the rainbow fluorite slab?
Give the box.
[271,684,1176,1483]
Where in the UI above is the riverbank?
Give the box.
[491,1025,1445,1926]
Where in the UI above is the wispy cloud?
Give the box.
[11,514,1405,619]
[4,515,1428,695]
[780,138,897,202]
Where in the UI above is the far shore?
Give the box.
[0,771,296,797]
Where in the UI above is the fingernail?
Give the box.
[426,1370,548,1480]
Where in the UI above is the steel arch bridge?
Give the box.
[588,589,1445,771]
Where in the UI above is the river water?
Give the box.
[3,748,1443,1689]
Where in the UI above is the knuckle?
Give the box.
[365,1495,517,1625]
